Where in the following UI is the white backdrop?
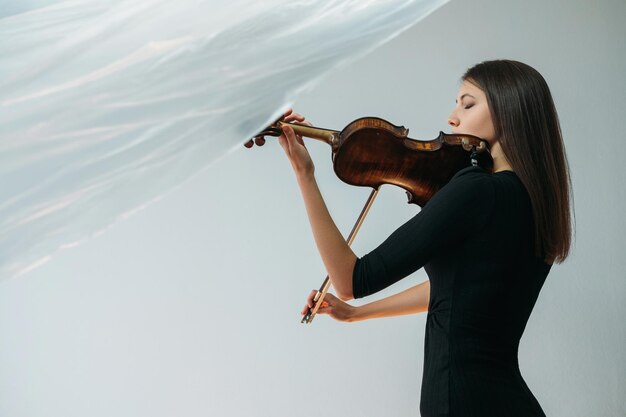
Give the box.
[1,0,625,416]
[0,0,446,280]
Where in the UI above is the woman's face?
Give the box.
[448,80,497,145]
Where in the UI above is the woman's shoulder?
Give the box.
[450,165,491,180]
[447,165,496,190]
[446,166,531,214]
[428,166,495,209]
[431,165,524,211]
[451,166,522,189]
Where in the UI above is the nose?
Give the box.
[448,114,459,127]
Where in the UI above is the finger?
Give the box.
[283,109,300,118]
[280,126,293,148]
[301,296,325,315]
[282,125,297,144]
[283,125,304,147]
[284,114,305,123]
[317,306,331,315]
[278,133,295,159]
[277,133,288,152]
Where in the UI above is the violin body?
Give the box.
[333,117,493,206]
[247,115,493,207]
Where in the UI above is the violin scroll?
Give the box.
[243,115,286,148]
[243,136,267,148]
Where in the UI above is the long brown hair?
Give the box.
[463,60,573,264]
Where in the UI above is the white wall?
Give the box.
[1,0,624,416]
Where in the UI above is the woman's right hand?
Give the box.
[301,289,357,322]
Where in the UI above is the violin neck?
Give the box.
[278,121,340,148]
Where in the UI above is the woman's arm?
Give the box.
[303,280,430,322]
[279,111,356,300]
[295,175,357,300]
[353,280,430,321]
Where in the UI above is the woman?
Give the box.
[278,60,572,417]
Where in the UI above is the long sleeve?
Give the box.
[352,166,496,299]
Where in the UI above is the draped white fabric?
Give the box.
[0,0,447,280]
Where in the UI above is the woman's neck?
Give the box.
[490,141,513,173]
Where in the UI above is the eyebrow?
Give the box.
[455,93,476,103]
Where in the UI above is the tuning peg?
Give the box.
[254,136,266,146]
[243,139,254,148]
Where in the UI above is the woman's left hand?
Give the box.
[278,109,315,180]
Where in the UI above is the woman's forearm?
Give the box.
[296,174,357,300]
[349,280,430,322]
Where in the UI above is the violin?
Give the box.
[245,115,493,323]
[245,116,493,206]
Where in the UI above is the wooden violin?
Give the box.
[245,115,493,323]
[245,116,493,206]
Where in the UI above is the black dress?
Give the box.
[352,166,549,417]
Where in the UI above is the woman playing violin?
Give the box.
[278,59,572,417]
